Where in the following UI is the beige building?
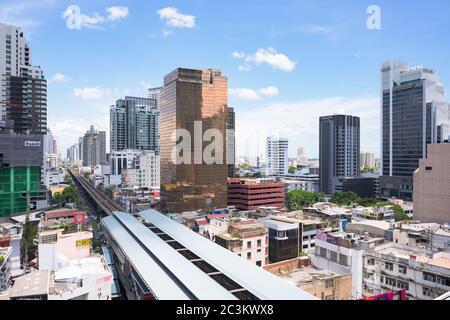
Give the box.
[264,257,352,300]
[413,143,450,224]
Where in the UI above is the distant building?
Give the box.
[380,61,449,201]
[122,151,160,190]
[264,257,352,300]
[266,137,288,177]
[227,178,285,211]
[82,125,106,167]
[413,143,450,224]
[110,96,159,153]
[360,151,376,169]
[319,115,360,196]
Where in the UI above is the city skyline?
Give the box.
[2,0,450,158]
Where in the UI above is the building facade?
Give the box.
[110,96,159,153]
[380,61,449,201]
[265,137,288,177]
[160,68,229,213]
[319,115,360,196]
[82,125,106,167]
[227,178,285,210]
[413,143,450,224]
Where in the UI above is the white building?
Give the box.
[311,231,385,299]
[360,151,376,169]
[266,136,288,177]
[110,149,142,176]
[0,246,12,292]
[122,151,160,190]
[363,243,450,300]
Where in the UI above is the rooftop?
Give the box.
[9,269,50,299]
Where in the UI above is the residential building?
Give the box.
[211,218,269,266]
[363,243,450,300]
[265,136,288,177]
[264,257,352,300]
[82,125,106,167]
[352,205,395,221]
[380,61,449,201]
[312,230,385,299]
[303,203,352,226]
[227,178,285,210]
[413,143,450,224]
[333,176,379,198]
[319,115,360,195]
[160,68,229,213]
[110,96,159,153]
[283,176,319,193]
[122,151,160,190]
[226,107,236,178]
[360,151,376,169]
[110,149,142,176]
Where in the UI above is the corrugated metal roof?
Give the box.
[113,212,237,300]
[138,209,317,300]
[102,216,190,300]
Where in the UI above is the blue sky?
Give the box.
[1,0,450,159]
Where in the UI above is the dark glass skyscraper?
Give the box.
[160,68,229,213]
[110,96,159,153]
[319,114,360,195]
[380,61,449,200]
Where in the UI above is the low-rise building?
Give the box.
[311,230,385,299]
[214,219,269,267]
[363,243,450,300]
[264,257,352,300]
[303,202,352,226]
[227,178,285,210]
[352,205,395,221]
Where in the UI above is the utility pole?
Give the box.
[21,192,30,273]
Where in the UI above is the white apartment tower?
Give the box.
[266,136,288,177]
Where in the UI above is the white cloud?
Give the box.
[72,87,111,99]
[0,0,56,31]
[230,86,279,100]
[62,5,129,30]
[106,6,129,21]
[232,47,296,72]
[157,7,196,28]
[238,64,252,72]
[162,29,174,37]
[49,73,71,83]
[258,86,279,96]
[235,96,380,158]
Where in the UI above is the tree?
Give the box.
[287,190,323,211]
[62,186,77,203]
[83,172,91,179]
[0,255,4,265]
[288,165,297,174]
[331,191,359,206]
[392,204,409,222]
[21,212,38,267]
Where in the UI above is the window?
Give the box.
[330,251,338,262]
[423,272,436,283]
[325,279,334,289]
[367,258,375,266]
[437,275,450,287]
[339,254,348,266]
[397,280,409,290]
[422,287,434,297]
[256,260,262,267]
[425,166,432,171]
[257,239,262,247]
[247,252,251,260]
[398,265,407,275]
[318,247,327,258]
[385,277,396,287]
[385,262,394,271]
[247,241,251,249]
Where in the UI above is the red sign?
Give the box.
[74,211,86,224]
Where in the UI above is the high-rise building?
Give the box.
[265,137,288,177]
[0,23,48,217]
[82,125,106,167]
[226,107,235,178]
[319,114,360,195]
[148,86,162,108]
[413,143,450,224]
[110,96,159,153]
[380,61,449,200]
[360,151,376,169]
[160,68,229,213]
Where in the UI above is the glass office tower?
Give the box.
[380,61,449,200]
[160,68,229,213]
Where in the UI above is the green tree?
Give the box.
[0,255,4,265]
[61,186,77,203]
[288,165,296,174]
[298,250,308,257]
[83,172,91,179]
[287,190,323,211]
[331,191,359,206]
[21,213,38,267]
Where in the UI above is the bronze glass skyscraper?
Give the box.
[160,68,230,213]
